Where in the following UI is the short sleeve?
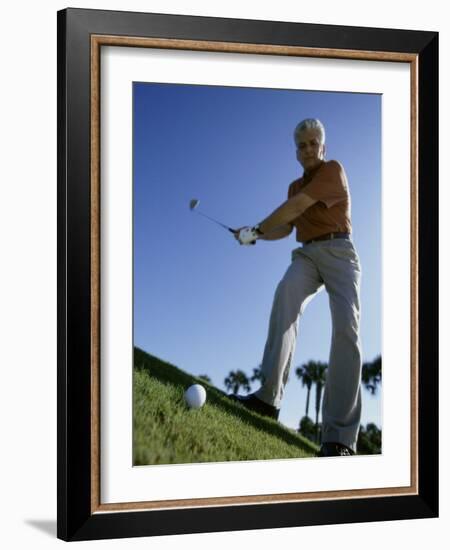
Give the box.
[302,160,349,208]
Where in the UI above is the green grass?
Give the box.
[133,346,319,465]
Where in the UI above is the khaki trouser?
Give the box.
[254,237,362,452]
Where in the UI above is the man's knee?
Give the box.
[332,308,360,339]
[275,276,293,298]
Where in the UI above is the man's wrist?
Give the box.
[253,223,264,236]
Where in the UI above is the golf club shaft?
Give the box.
[195,210,236,233]
[191,201,289,239]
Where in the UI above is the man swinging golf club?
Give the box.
[231,118,363,457]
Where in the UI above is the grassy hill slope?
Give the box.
[133,346,318,465]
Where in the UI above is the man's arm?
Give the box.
[258,223,293,240]
[258,192,317,235]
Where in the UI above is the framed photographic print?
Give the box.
[57,8,438,541]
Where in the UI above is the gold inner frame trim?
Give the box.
[90,34,419,514]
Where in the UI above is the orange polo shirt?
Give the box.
[288,159,352,243]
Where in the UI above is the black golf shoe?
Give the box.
[316,442,355,457]
[229,393,280,420]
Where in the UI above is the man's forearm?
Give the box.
[259,224,293,240]
[259,192,316,235]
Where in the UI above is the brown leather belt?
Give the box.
[303,232,350,245]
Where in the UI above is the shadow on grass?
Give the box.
[134,346,318,455]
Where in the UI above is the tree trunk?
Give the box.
[315,383,323,444]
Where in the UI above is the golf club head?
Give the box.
[189,198,236,234]
[189,199,199,211]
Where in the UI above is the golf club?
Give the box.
[189,198,287,244]
[189,199,236,233]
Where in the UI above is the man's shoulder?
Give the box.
[321,160,348,185]
[288,176,303,195]
[289,176,303,187]
[323,159,345,172]
[288,160,346,193]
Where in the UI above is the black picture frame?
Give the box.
[57,7,438,542]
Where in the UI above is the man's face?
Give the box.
[296,128,326,171]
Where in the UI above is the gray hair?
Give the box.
[293,118,326,147]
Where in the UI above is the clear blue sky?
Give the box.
[133,82,382,431]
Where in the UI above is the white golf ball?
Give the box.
[184,384,207,409]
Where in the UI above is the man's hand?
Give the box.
[234,226,258,246]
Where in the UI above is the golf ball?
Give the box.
[184,384,207,409]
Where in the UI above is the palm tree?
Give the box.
[224,370,251,394]
[250,365,263,384]
[295,363,313,417]
[362,355,382,395]
[314,362,328,442]
[308,361,328,443]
